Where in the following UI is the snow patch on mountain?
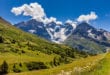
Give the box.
[28,29,36,33]
[104,32,110,41]
[87,29,95,38]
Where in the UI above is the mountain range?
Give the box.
[15,19,77,43]
[15,19,110,54]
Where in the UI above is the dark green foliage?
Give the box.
[11,48,19,53]
[0,61,8,74]
[25,62,48,71]
[0,36,4,43]
[11,39,16,44]
[19,63,22,67]
[21,50,25,53]
[13,64,22,73]
[53,57,60,66]
[49,61,54,67]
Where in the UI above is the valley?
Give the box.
[0,1,110,75]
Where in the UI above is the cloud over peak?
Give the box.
[11,2,98,25]
[11,3,45,22]
[11,2,62,24]
[77,12,98,23]
[65,19,77,28]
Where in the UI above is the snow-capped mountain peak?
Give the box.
[15,19,110,45]
[15,19,76,43]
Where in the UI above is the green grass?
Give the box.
[8,53,105,75]
[0,51,56,73]
[0,51,55,64]
[81,53,110,75]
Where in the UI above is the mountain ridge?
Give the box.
[65,22,110,53]
[15,19,76,43]
[15,19,110,54]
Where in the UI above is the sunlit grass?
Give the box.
[8,53,105,75]
[81,53,110,75]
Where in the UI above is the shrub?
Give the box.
[53,57,60,66]
[25,62,48,71]
[11,39,16,44]
[21,50,25,53]
[13,64,22,73]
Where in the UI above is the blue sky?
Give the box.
[0,0,110,31]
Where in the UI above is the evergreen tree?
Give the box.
[1,61,8,74]
[0,36,4,43]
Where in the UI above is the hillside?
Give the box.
[0,17,89,74]
[8,51,106,75]
[9,52,110,75]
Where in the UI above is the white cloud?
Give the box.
[65,19,73,24]
[11,3,97,28]
[11,3,45,22]
[77,12,98,23]
[56,21,62,25]
[11,2,62,24]
[43,17,62,24]
[43,17,56,24]
[65,19,77,29]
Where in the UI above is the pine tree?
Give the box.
[1,61,8,74]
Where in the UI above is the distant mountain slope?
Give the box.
[64,22,110,54]
[15,19,51,40]
[15,19,110,54]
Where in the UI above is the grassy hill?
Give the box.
[0,17,90,74]
[9,53,110,75]
[8,52,106,75]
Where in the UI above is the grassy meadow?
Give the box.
[8,53,106,75]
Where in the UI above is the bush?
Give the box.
[13,64,22,73]
[21,50,25,53]
[53,57,60,66]
[11,39,16,44]
[25,62,47,71]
